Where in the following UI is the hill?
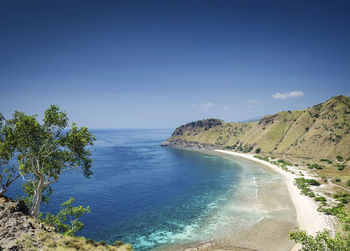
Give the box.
[163,95,350,159]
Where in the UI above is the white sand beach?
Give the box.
[215,150,335,250]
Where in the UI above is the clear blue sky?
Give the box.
[1,0,349,128]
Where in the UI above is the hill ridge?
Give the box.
[163,95,350,158]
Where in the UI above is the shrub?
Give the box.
[347,180,350,186]
[113,241,124,247]
[99,240,107,246]
[315,196,326,202]
[40,197,91,237]
[255,148,261,154]
[335,178,341,182]
[336,155,343,161]
[306,179,320,186]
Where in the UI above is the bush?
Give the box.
[315,196,326,202]
[336,155,343,161]
[347,180,350,186]
[99,240,107,246]
[290,230,349,250]
[40,197,91,237]
[336,164,346,171]
[335,178,341,182]
[255,148,261,154]
[305,179,320,186]
[308,163,323,170]
[113,241,124,247]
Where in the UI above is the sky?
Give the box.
[1,0,349,129]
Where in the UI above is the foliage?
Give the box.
[289,230,349,251]
[294,178,320,197]
[40,197,91,236]
[315,196,326,202]
[291,196,350,250]
[6,105,95,217]
[336,163,346,171]
[0,113,20,195]
[337,155,344,161]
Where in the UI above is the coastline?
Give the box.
[215,150,335,251]
[157,147,298,251]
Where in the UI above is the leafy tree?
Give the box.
[289,230,349,250]
[0,113,20,195]
[40,197,91,236]
[291,205,350,250]
[7,105,95,217]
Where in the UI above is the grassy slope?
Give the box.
[166,95,350,159]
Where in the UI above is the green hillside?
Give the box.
[163,95,350,159]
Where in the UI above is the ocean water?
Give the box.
[7,129,274,250]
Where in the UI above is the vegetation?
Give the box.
[289,230,349,251]
[307,163,323,170]
[16,232,133,251]
[165,95,350,159]
[337,155,344,161]
[4,105,95,217]
[294,178,320,197]
[0,113,20,195]
[291,174,350,250]
[0,106,132,250]
[40,197,91,236]
[291,203,350,250]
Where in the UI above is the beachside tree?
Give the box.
[0,113,20,195]
[7,105,95,217]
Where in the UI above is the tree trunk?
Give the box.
[0,187,5,196]
[31,179,44,218]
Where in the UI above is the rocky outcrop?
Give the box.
[0,196,55,250]
[171,119,223,137]
[0,196,133,251]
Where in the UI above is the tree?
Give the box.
[8,105,95,217]
[290,206,350,250]
[0,113,20,195]
[41,197,91,236]
[289,230,349,251]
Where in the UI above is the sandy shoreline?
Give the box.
[156,147,335,251]
[215,150,334,234]
[215,150,335,251]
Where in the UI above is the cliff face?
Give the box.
[163,95,350,158]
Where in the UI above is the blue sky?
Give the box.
[1,0,349,128]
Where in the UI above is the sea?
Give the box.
[7,129,278,250]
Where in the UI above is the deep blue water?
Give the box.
[7,129,253,250]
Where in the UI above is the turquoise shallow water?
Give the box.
[7,129,274,250]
